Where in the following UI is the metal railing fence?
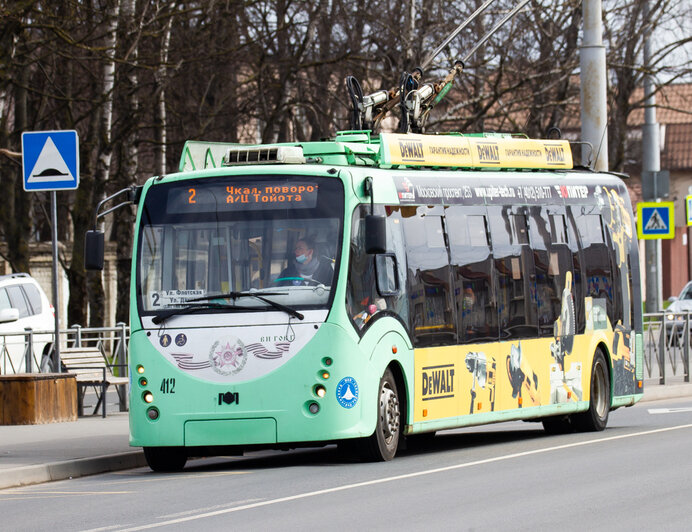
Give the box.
[0,323,130,378]
[644,312,691,385]
[2,315,690,386]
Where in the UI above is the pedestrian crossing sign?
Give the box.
[637,201,674,239]
[21,130,79,191]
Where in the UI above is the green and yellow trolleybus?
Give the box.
[86,130,643,471]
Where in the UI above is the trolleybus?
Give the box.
[86,130,643,471]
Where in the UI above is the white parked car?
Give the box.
[665,281,692,340]
[0,273,55,374]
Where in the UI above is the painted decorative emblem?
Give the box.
[209,336,248,376]
[336,376,359,409]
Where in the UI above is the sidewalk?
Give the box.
[1,383,691,491]
[0,412,145,490]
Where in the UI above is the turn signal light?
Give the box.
[147,407,159,420]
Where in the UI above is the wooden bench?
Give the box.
[59,347,128,417]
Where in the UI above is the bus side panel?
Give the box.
[410,328,624,429]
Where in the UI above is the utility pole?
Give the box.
[642,0,663,312]
[580,0,608,171]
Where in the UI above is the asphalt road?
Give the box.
[2,398,692,531]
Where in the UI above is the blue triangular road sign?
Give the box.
[22,130,79,191]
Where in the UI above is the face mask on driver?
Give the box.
[296,254,308,264]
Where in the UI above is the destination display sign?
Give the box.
[379,133,573,170]
[166,180,319,214]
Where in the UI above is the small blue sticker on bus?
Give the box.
[336,377,359,409]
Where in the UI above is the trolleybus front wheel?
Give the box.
[571,348,610,432]
[144,446,187,472]
[357,368,401,461]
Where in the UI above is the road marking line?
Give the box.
[102,423,692,532]
[648,407,692,414]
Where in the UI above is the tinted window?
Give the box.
[401,206,456,347]
[446,206,497,343]
[488,207,537,339]
[575,211,613,326]
[528,208,572,337]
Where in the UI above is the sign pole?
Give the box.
[51,190,61,372]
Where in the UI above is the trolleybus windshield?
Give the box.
[136,175,344,316]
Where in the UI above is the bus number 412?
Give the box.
[160,378,175,394]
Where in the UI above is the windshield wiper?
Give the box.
[188,291,304,321]
[152,302,256,325]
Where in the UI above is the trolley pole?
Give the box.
[579,0,608,172]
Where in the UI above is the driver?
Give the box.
[277,236,333,286]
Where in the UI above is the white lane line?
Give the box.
[109,423,692,532]
[648,407,692,414]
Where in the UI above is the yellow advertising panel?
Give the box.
[379,133,573,169]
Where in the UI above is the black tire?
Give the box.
[356,368,401,461]
[40,348,56,373]
[144,446,188,472]
[542,416,573,434]
[571,349,610,432]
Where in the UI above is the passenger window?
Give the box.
[0,288,11,311]
[575,211,614,324]
[23,284,43,315]
[488,207,537,339]
[401,206,456,347]
[6,285,30,318]
[446,206,497,343]
[528,209,572,337]
[347,205,408,331]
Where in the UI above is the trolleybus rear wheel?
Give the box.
[144,446,187,472]
[357,368,400,461]
[571,348,610,432]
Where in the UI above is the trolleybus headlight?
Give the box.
[308,402,320,414]
[147,407,159,420]
[143,391,154,403]
[314,385,326,398]
[137,365,145,374]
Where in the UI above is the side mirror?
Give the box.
[84,230,105,270]
[365,214,386,254]
[0,308,19,323]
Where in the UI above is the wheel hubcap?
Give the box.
[593,361,607,418]
[380,382,400,444]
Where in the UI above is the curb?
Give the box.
[641,383,692,403]
[0,451,147,490]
